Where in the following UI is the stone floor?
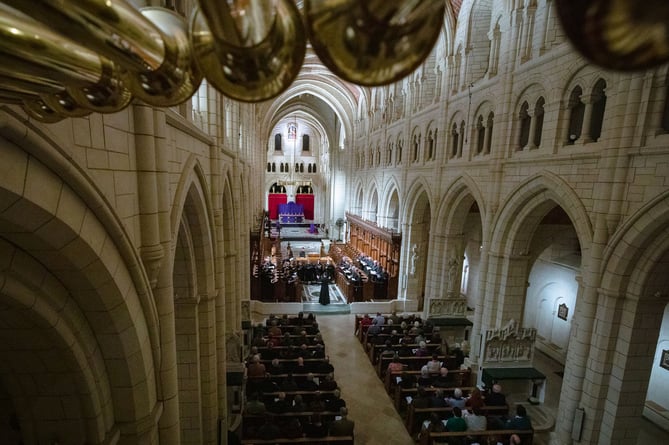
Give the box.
[309,313,669,445]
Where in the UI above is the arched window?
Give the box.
[533,97,545,148]
[312,164,317,173]
[567,86,584,144]
[590,79,606,141]
[295,162,299,172]
[267,162,271,172]
[518,101,530,149]
[397,139,403,164]
[427,130,435,160]
[412,133,420,162]
[271,162,276,172]
[451,123,459,158]
[476,115,485,154]
[300,163,304,173]
[458,120,465,157]
[302,134,310,151]
[274,133,282,151]
[307,164,312,173]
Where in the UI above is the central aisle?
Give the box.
[316,313,414,445]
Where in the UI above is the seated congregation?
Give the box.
[356,312,534,445]
[240,313,355,444]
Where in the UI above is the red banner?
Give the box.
[267,194,287,219]
[295,194,314,220]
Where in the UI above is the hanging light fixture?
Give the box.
[0,0,446,122]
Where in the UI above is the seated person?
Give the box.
[282,417,303,439]
[399,371,417,389]
[415,341,430,357]
[417,365,433,387]
[325,388,347,412]
[292,394,308,412]
[380,340,396,359]
[426,353,442,374]
[303,413,328,438]
[387,355,404,374]
[419,412,446,441]
[486,383,507,406]
[246,355,266,379]
[432,367,451,388]
[299,373,319,391]
[412,386,431,409]
[466,387,485,411]
[430,389,448,408]
[268,391,290,413]
[329,407,355,437]
[268,358,284,375]
[319,372,338,391]
[464,407,487,432]
[317,355,335,374]
[256,413,281,440]
[446,388,467,409]
[308,392,326,412]
[280,373,299,392]
[445,406,467,432]
[505,404,532,430]
[245,392,266,415]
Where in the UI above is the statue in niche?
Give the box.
[410,244,419,276]
[226,333,241,362]
[447,257,459,292]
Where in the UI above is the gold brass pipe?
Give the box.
[0,5,130,120]
[191,0,307,102]
[304,0,445,86]
[556,0,669,71]
[2,0,201,107]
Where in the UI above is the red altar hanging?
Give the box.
[295,194,314,220]
[267,193,287,219]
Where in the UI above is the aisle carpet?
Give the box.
[302,283,350,314]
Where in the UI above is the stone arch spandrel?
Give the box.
[490,172,593,257]
[436,174,488,234]
[0,243,117,443]
[583,192,669,445]
[169,156,216,299]
[0,134,159,440]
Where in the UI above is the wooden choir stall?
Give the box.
[328,213,400,301]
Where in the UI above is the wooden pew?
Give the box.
[384,368,472,394]
[395,386,476,412]
[405,404,510,436]
[369,342,441,364]
[376,355,457,378]
[424,429,533,445]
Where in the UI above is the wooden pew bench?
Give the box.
[405,404,510,436]
[377,355,457,378]
[424,429,533,445]
[369,341,442,364]
[384,368,472,395]
[395,386,476,412]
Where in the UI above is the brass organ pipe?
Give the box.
[0,4,131,119]
[2,0,201,106]
[191,0,307,102]
[1,0,165,73]
[0,5,108,89]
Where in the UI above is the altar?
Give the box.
[278,201,304,224]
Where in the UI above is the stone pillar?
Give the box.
[577,94,594,144]
[174,296,202,445]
